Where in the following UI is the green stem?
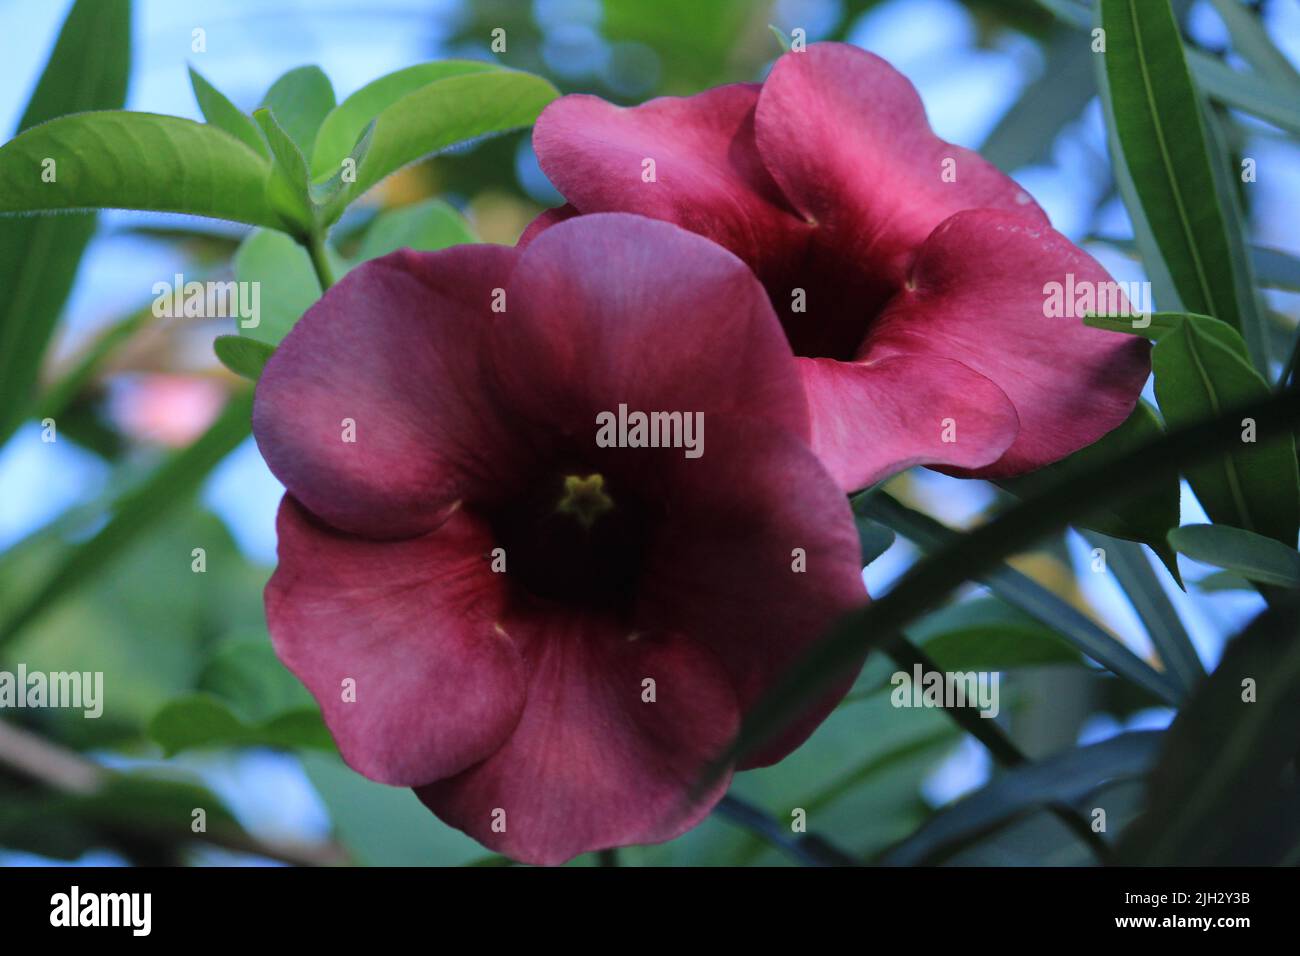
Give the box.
[306,232,335,293]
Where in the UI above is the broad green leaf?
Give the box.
[1118,599,1300,864]
[858,492,1178,704]
[881,732,1162,865]
[1001,401,1181,581]
[235,229,342,345]
[214,334,275,381]
[0,391,253,650]
[198,639,315,723]
[310,60,502,178]
[253,107,314,235]
[261,65,335,160]
[0,0,130,446]
[1168,524,1300,587]
[1083,532,1204,692]
[355,198,477,262]
[148,695,332,756]
[0,113,280,228]
[1194,569,1253,592]
[188,65,267,158]
[316,70,559,223]
[1152,317,1299,546]
[1099,0,1264,367]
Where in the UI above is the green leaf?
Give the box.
[0,0,130,446]
[1083,532,1204,692]
[1253,245,1300,293]
[0,771,247,861]
[0,391,254,650]
[148,695,332,756]
[213,334,275,381]
[234,229,342,345]
[1208,0,1300,94]
[1168,524,1300,588]
[1001,401,1181,581]
[355,198,477,263]
[767,25,792,53]
[720,386,1300,769]
[316,70,559,223]
[911,598,1082,673]
[1152,317,1300,546]
[980,29,1095,173]
[301,751,487,865]
[310,61,503,178]
[253,107,314,236]
[188,65,268,158]
[1118,599,1300,864]
[880,732,1162,865]
[859,492,1178,704]
[1186,49,1300,136]
[260,65,335,161]
[1099,0,1264,366]
[850,495,895,567]
[0,112,280,228]
[1201,102,1270,369]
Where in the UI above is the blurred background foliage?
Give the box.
[1,0,1298,866]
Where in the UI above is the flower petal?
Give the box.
[495,212,809,440]
[532,86,806,270]
[799,355,1021,492]
[266,497,526,786]
[415,612,739,865]
[863,210,1152,475]
[633,418,868,768]
[518,203,577,246]
[755,42,1046,282]
[253,244,528,539]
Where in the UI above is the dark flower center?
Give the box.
[765,243,899,361]
[487,468,654,616]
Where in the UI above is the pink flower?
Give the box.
[530,43,1151,490]
[253,213,866,864]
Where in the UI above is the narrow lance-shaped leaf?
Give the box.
[1000,401,1181,582]
[714,386,1300,771]
[1099,0,1267,368]
[1168,524,1300,588]
[880,732,1162,866]
[0,0,131,445]
[188,65,268,158]
[253,107,315,237]
[1087,311,1300,547]
[0,391,254,650]
[1118,599,1300,864]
